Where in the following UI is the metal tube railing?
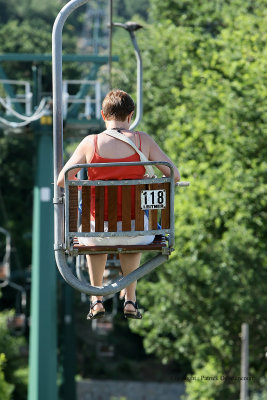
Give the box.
[56,250,168,295]
[112,22,143,130]
[129,31,143,130]
[52,0,89,252]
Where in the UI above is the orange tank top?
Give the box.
[88,132,145,220]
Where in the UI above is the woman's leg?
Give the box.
[86,254,107,313]
[119,253,141,313]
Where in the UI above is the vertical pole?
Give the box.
[51,4,90,400]
[28,125,57,400]
[108,0,113,90]
[59,281,76,400]
[129,31,143,130]
[25,82,32,115]
[52,0,89,252]
[32,66,38,110]
[240,323,249,400]
[95,81,101,119]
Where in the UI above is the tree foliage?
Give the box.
[0,311,27,400]
[0,134,35,268]
[0,1,267,398]
[126,1,267,399]
[0,0,63,25]
[0,354,13,400]
[113,0,150,21]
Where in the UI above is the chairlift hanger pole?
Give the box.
[108,0,113,89]
[112,21,143,130]
[52,0,90,263]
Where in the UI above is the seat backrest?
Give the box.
[64,161,175,252]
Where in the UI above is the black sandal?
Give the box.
[124,300,142,319]
[87,300,105,320]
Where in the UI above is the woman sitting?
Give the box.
[57,89,180,320]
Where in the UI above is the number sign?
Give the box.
[141,190,166,210]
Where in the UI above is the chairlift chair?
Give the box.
[7,313,26,336]
[6,282,27,336]
[52,0,189,297]
[0,227,11,288]
[0,228,27,335]
[55,160,188,297]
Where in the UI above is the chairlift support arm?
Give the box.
[112,22,143,130]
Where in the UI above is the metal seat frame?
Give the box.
[55,161,177,296]
[64,161,175,255]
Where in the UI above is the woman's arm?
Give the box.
[57,137,93,187]
[145,134,180,182]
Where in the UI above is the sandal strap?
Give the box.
[124,300,138,309]
[90,299,104,309]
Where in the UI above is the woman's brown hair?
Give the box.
[102,89,135,121]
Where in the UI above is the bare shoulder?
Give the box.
[70,134,95,163]
[82,134,95,144]
[77,134,94,150]
[137,130,149,139]
[138,131,158,144]
[137,130,153,145]
[135,131,150,155]
[139,131,162,149]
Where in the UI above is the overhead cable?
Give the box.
[0,97,48,121]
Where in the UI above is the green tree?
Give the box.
[0,310,27,400]
[0,354,13,400]
[128,1,267,399]
[113,0,150,21]
[0,134,34,268]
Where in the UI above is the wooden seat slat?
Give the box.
[95,186,105,232]
[67,178,174,255]
[161,182,170,229]
[69,186,78,232]
[108,186,118,232]
[148,183,160,230]
[82,186,91,232]
[122,185,132,231]
[135,184,145,230]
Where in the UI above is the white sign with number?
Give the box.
[141,189,166,210]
